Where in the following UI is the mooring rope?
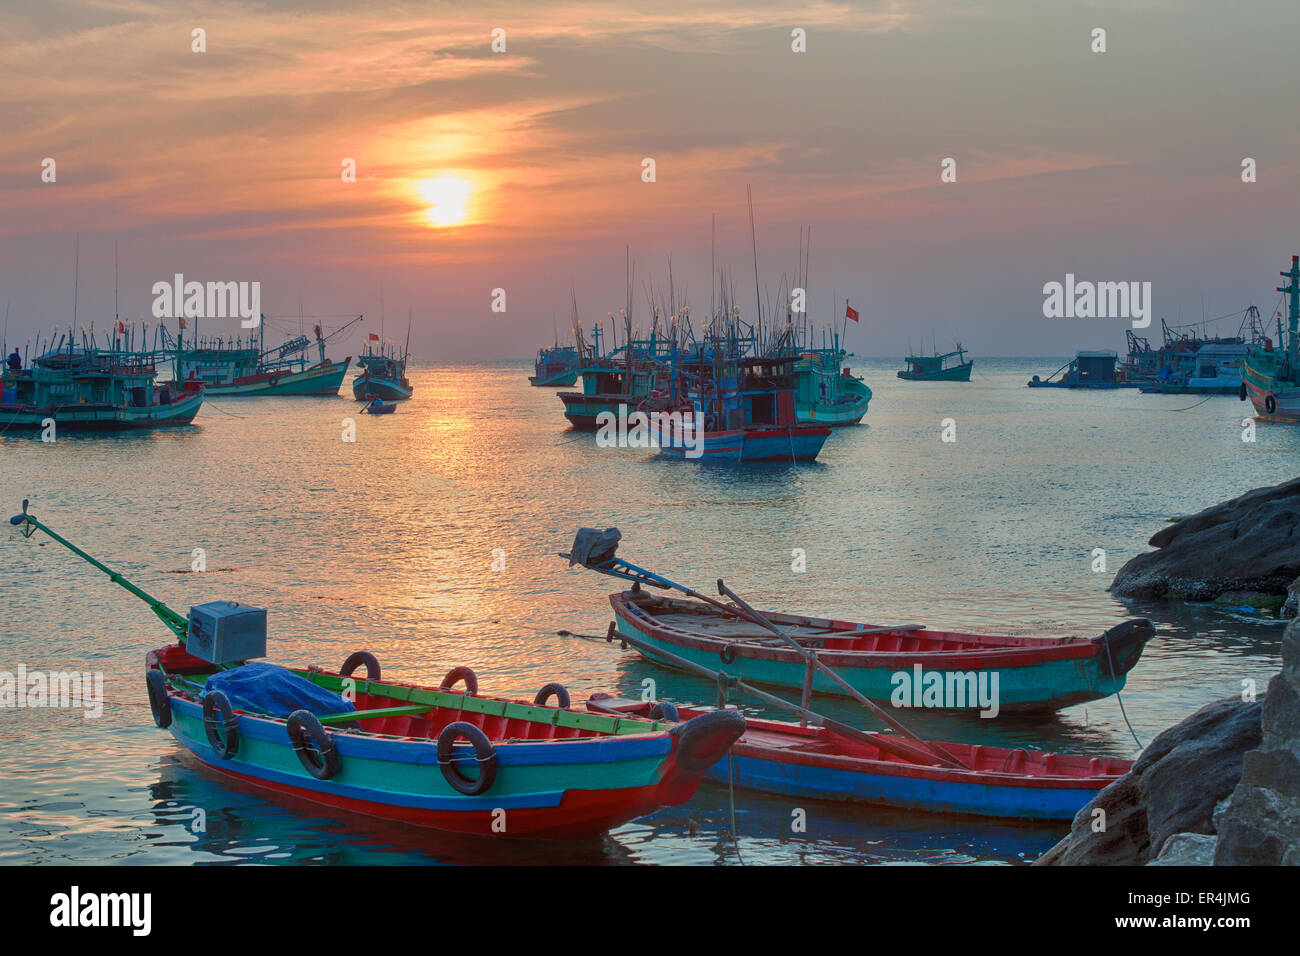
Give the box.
[1102,637,1144,750]
[727,751,746,866]
[1166,394,1216,412]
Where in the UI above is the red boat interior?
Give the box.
[344,688,624,742]
[625,594,1056,652]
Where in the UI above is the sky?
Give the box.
[2,0,1299,360]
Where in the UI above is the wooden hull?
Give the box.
[611,592,1154,712]
[152,658,743,838]
[798,377,872,426]
[0,388,204,431]
[649,420,832,462]
[897,362,973,382]
[558,392,635,429]
[352,374,413,401]
[200,360,349,396]
[588,696,1130,820]
[1242,354,1300,421]
[530,371,579,387]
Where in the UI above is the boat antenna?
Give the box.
[404,309,412,363]
[72,233,79,327]
[747,184,761,336]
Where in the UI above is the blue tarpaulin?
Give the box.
[203,662,355,718]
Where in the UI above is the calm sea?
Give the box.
[0,357,1290,865]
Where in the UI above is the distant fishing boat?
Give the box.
[588,695,1132,820]
[529,344,580,387]
[1125,311,1265,392]
[168,316,359,397]
[564,530,1156,712]
[11,503,745,839]
[647,351,831,461]
[898,345,973,382]
[1139,342,1248,395]
[352,316,413,401]
[777,325,871,425]
[1242,256,1300,421]
[1028,350,1138,389]
[2,342,203,432]
[558,327,675,429]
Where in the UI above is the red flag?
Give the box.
[178,316,187,330]
[845,304,859,323]
[117,321,126,334]
[368,333,380,341]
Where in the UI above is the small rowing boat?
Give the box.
[588,695,1131,820]
[564,528,1156,713]
[11,503,744,839]
[361,397,396,414]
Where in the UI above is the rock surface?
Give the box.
[1111,476,1300,609]
[1035,695,1262,865]
[1149,832,1217,866]
[1213,618,1300,864]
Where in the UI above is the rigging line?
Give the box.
[1166,394,1216,412]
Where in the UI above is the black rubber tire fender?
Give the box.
[670,708,746,773]
[436,721,499,795]
[286,709,341,780]
[720,644,738,664]
[340,651,381,682]
[202,690,239,759]
[649,701,680,722]
[1266,394,1277,414]
[146,668,172,729]
[1239,381,1248,401]
[439,666,478,696]
[533,682,570,708]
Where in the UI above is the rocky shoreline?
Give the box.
[1038,478,1300,865]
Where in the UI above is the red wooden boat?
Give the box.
[588,694,1132,820]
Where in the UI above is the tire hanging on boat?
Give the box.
[286,710,340,780]
[720,644,738,664]
[533,683,570,708]
[649,701,680,722]
[146,668,172,728]
[440,666,478,696]
[1239,381,1248,401]
[340,651,381,682]
[1266,394,1278,414]
[436,722,498,795]
[671,709,747,773]
[202,690,239,759]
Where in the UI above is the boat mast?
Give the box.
[1278,255,1300,379]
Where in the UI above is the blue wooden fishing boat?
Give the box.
[564,529,1156,712]
[10,503,745,839]
[1,341,203,431]
[788,336,872,425]
[530,344,581,387]
[164,316,358,396]
[588,696,1132,820]
[1243,257,1300,421]
[898,345,973,382]
[361,397,396,414]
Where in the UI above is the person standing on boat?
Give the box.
[6,348,20,371]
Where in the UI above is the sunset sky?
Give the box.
[2,0,1299,359]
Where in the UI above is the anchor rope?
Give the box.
[1102,637,1144,750]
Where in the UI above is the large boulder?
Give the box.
[1214,618,1300,864]
[1111,476,1300,609]
[1035,695,1262,865]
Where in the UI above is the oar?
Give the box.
[601,625,961,770]
[715,578,968,770]
[10,499,191,641]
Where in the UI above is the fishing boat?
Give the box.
[529,344,581,387]
[361,397,396,414]
[587,695,1131,820]
[646,351,831,461]
[898,345,973,382]
[1139,342,1248,394]
[352,321,413,401]
[1028,350,1138,389]
[781,327,871,425]
[1,341,203,432]
[9,502,745,839]
[558,326,675,429]
[564,529,1156,712]
[1242,256,1300,421]
[167,316,358,397]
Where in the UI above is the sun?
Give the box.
[416,176,474,228]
